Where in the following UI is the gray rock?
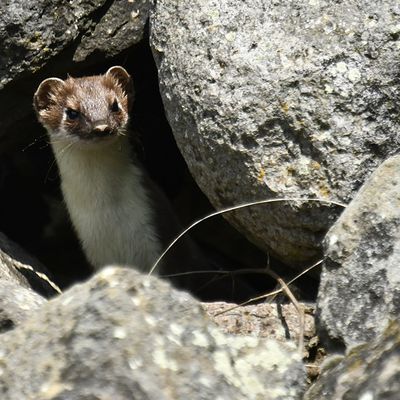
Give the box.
[0,266,305,400]
[0,232,57,333]
[0,280,46,334]
[204,301,324,382]
[73,0,151,62]
[1,0,101,89]
[0,0,150,88]
[304,321,400,400]
[203,302,315,345]
[150,0,400,266]
[0,231,60,298]
[317,155,400,349]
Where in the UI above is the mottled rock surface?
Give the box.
[0,231,60,298]
[0,266,305,400]
[150,0,400,266]
[0,0,150,88]
[0,280,46,334]
[317,156,400,349]
[305,321,400,400]
[74,0,151,62]
[203,302,315,344]
[204,301,325,381]
[0,232,56,333]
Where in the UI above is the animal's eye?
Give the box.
[111,100,120,113]
[65,108,80,120]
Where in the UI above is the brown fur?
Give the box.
[34,67,133,139]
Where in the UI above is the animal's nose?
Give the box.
[93,124,112,137]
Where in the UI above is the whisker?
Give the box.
[45,158,59,183]
[54,142,74,158]
[21,134,48,152]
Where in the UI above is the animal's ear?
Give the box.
[33,78,65,113]
[106,66,134,100]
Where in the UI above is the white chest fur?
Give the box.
[51,138,162,272]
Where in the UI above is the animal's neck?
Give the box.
[50,136,162,271]
[52,137,132,198]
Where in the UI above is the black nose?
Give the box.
[93,124,112,137]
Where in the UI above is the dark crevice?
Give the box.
[277,302,291,340]
[85,0,116,29]
[0,313,14,333]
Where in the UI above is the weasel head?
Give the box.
[33,66,133,146]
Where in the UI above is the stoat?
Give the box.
[33,66,201,282]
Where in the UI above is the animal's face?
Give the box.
[33,66,133,144]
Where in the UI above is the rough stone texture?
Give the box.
[74,0,151,62]
[304,321,400,400]
[0,231,60,298]
[1,0,102,89]
[203,302,315,344]
[0,280,46,334]
[0,266,305,400]
[0,232,53,334]
[150,0,400,267]
[204,301,325,382]
[317,155,400,349]
[0,0,150,88]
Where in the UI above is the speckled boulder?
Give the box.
[0,231,59,298]
[0,266,305,400]
[317,155,400,349]
[0,280,46,334]
[305,321,400,400]
[0,0,150,88]
[150,0,400,267]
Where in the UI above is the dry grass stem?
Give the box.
[213,259,323,316]
[266,268,305,355]
[149,197,345,276]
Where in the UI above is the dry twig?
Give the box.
[148,197,346,276]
